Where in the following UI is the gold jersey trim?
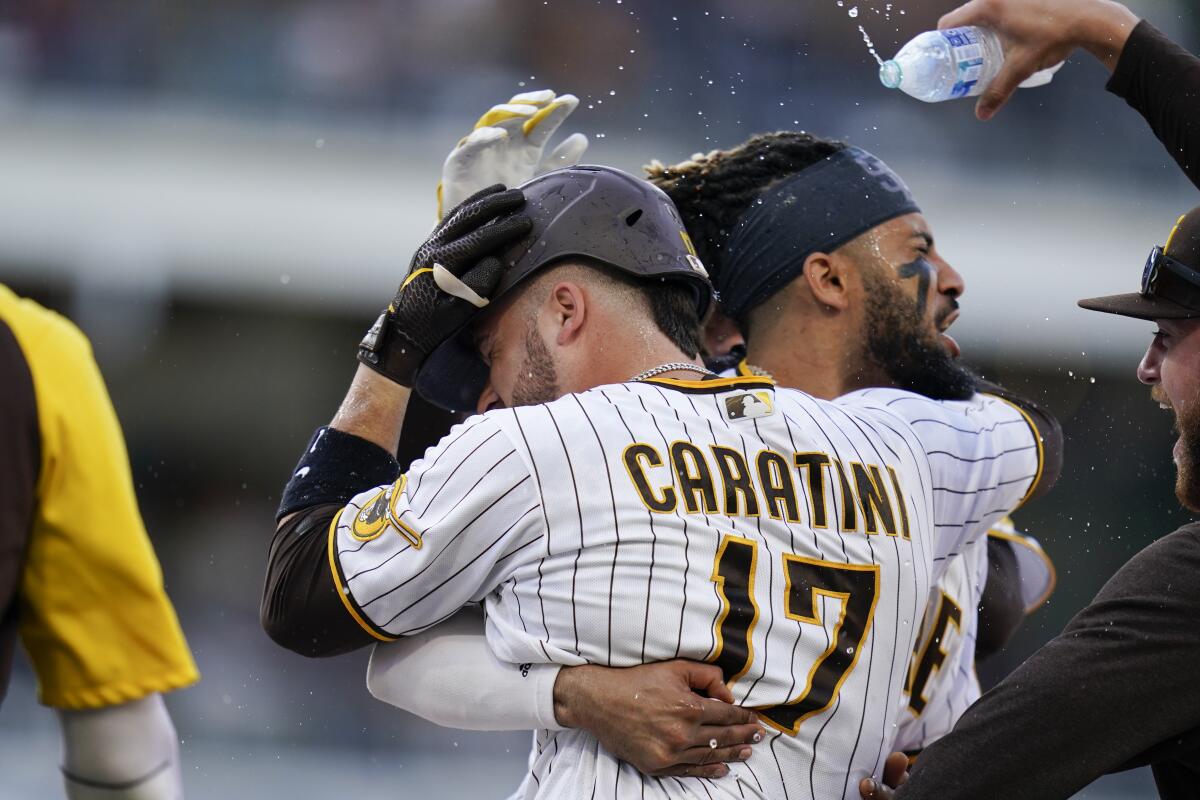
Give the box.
[327,507,398,642]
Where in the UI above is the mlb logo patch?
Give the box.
[725,391,774,420]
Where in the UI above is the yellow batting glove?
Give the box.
[437,89,589,219]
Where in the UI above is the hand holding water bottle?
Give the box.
[937,0,1141,120]
[879,26,1065,106]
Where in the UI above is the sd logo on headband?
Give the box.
[849,148,915,201]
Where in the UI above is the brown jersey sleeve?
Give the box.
[898,524,1200,800]
[1108,20,1200,191]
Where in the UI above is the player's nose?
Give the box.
[476,383,504,414]
[935,257,964,300]
[1137,337,1163,385]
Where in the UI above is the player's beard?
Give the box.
[861,270,977,401]
[510,323,559,408]
[1154,385,1200,511]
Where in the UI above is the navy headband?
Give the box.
[717,146,921,318]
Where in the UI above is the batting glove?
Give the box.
[358,185,531,386]
[437,89,589,219]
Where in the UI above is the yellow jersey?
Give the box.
[0,284,198,709]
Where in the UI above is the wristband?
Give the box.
[277,426,401,520]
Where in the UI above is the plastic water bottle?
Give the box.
[879,26,1063,103]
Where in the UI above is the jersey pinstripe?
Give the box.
[332,377,1041,799]
[717,369,1011,758]
[894,517,1054,753]
[894,533,987,753]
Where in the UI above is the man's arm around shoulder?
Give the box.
[891,525,1200,799]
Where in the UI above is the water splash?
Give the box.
[858,24,883,66]
[834,0,882,66]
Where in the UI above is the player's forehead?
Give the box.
[826,215,934,294]
[1158,318,1200,336]
[881,212,933,247]
[849,212,933,254]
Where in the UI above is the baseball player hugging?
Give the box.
[262,165,1059,800]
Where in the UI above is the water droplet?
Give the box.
[858,24,882,65]
[848,6,859,17]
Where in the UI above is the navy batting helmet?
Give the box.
[415,164,714,411]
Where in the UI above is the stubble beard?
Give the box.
[510,323,560,408]
[1154,385,1200,512]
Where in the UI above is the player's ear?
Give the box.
[803,251,851,311]
[550,280,587,346]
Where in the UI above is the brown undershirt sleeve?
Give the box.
[0,317,39,705]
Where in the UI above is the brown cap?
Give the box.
[1078,206,1200,320]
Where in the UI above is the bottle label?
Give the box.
[940,28,985,98]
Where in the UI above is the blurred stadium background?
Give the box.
[1,0,1197,796]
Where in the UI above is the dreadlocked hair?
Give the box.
[645,131,847,334]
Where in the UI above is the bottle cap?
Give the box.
[879,60,902,89]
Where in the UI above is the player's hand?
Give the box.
[859,751,911,799]
[938,0,1139,120]
[437,89,589,219]
[357,185,531,386]
[552,660,765,779]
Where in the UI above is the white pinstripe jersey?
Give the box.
[893,533,987,753]
[894,517,1055,753]
[331,376,1043,800]
[717,370,998,757]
